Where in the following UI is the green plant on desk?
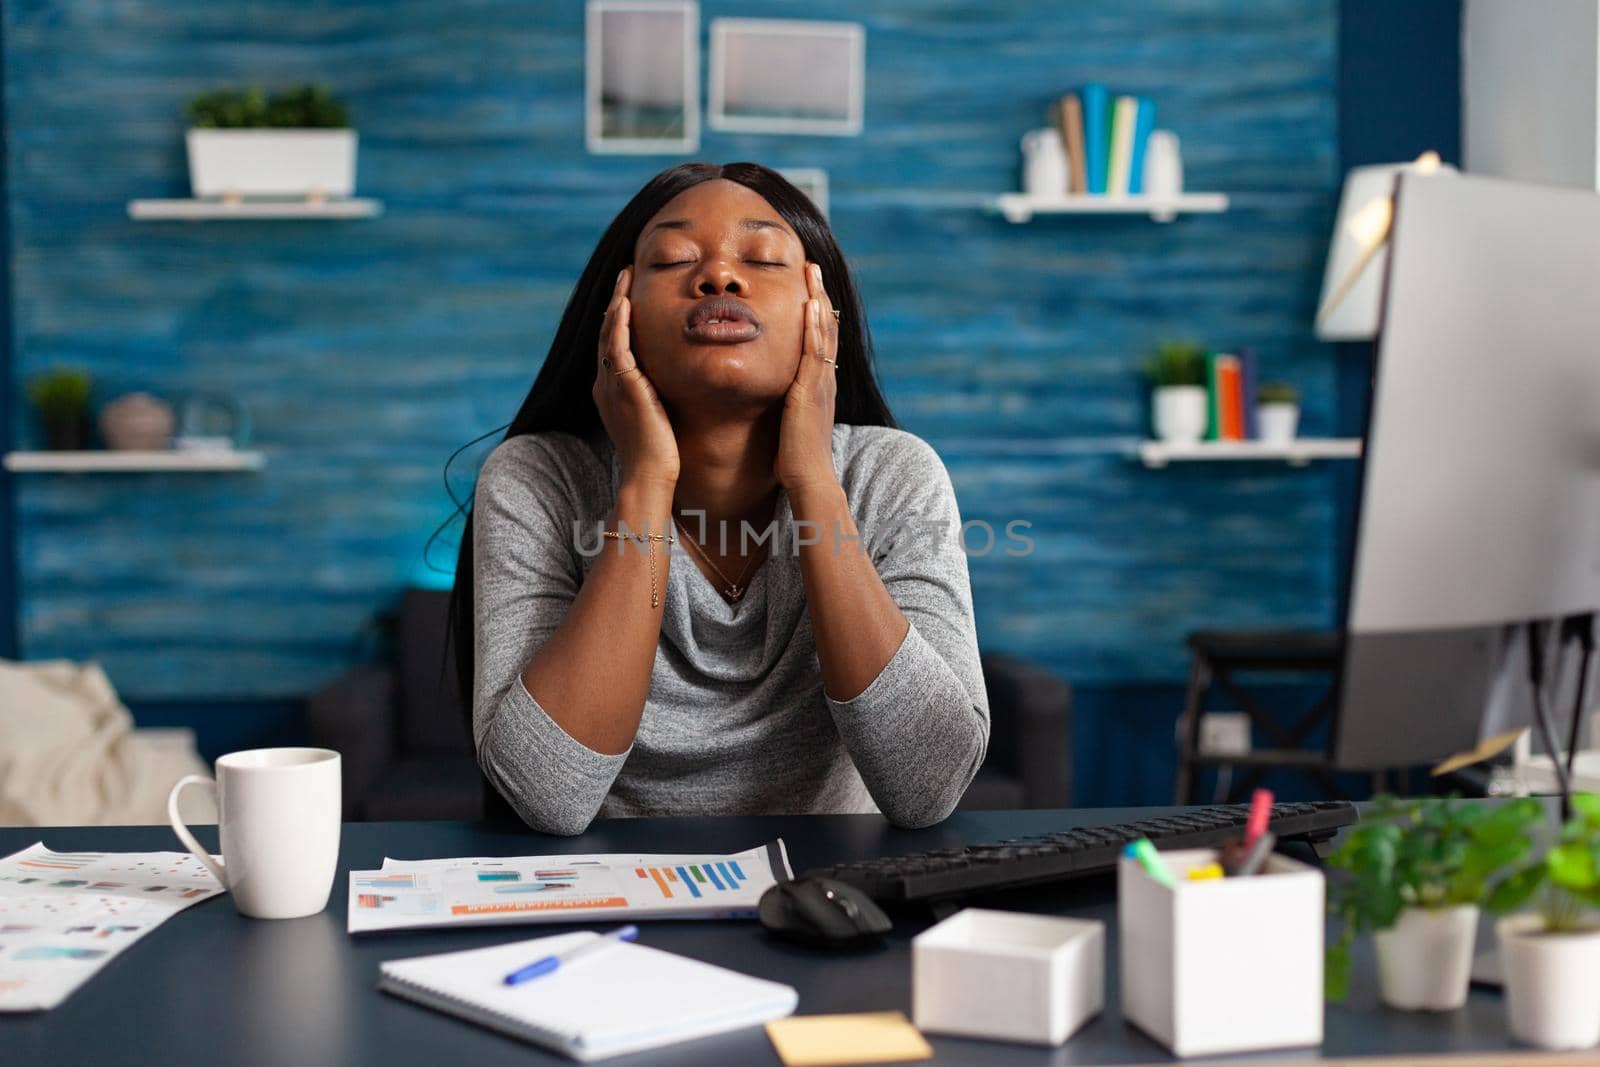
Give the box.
[26,365,92,419]
[1485,792,1600,931]
[1257,381,1300,406]
[1142,339,1208,388]
[1324,795,1541,1001]
[188,83,350,128]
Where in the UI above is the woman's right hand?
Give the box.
[595,266,679,488]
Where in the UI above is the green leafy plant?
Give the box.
[1143,340,1207,389]
[25,366,92,419]
[1487,792,1600,934]
[1324,795,1542,1001]
[187,84,350,129]
[1258,381,1300,406]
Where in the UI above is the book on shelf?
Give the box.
[1237,347,1259,439]
[1057,92,1087,195]
[1128,97,1156,195]
[1108,95,1139,196]
[1205,351,1246,442]
[1081,82,1109,195]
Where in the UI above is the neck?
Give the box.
[670,408,783,544]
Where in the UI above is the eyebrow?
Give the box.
[643,217,792,241]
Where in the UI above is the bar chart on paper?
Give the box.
[637,861,750,900]
[347,842,790,934]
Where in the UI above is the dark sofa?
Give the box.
[309,589,1071,821]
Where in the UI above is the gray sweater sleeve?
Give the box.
[471,435,631,835]
[824,433,991,828]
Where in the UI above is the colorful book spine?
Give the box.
[1058,92,1087,195]
[1205,352,1223,440]
[1216,355,1243,440]
[1108,95,1139,196]
[1081,83,1109,195]
[1127,97,1156,195]
[1237,347,1259,438]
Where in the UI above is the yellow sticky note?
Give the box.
[765,1011,934,1067]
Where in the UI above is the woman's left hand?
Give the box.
[775,261,840,493]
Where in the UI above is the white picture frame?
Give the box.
[779,167,829,219]
[708,18,864,136]
[586,0,699,154]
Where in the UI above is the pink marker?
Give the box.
[1244,788,1274,847]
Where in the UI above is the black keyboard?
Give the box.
[804,801,1359,903]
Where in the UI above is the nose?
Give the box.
[694,259,745,295]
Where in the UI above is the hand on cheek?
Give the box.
[774,261,840,493]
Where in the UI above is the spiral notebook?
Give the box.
[378,931,798,1062]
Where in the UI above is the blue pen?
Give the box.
[503,924,639,986]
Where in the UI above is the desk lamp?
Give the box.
[1315,151,1456,340]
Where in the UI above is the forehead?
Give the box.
[636,179,800,251]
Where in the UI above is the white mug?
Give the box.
[167,747,342,919]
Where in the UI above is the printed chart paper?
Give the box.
[348,839,791,934]
[0,843,224,1011]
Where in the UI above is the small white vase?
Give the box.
[1142,130,1183,200]
[1373,905,1478,1011]
[1021,127,1069,198]
[1257,403,1300,445]
[1153,386,1207,445]
[1498,914,1600,1050]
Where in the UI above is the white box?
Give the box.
[913,907,1104,1046]
[1118,848,1324,1058]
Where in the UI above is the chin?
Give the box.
[665,348,791,406]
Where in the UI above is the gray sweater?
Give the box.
[470,422,989,835]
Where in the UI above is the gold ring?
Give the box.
[829,309,840,321]
[821,357,836,365]
[601,355,628,376]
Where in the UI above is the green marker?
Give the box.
[1125,838,1177,889]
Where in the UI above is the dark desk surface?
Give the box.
[0,807,1554,1065]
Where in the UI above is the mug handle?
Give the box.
[167,774,227,886]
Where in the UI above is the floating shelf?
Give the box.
[127,198,382,221]
[4,450,267,473]
[989,192,1229,223]
[1136,439,1362,468]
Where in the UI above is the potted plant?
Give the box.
[1144,340,1208,445]
[1255,381,1300,445]
[1486,792,1600,1050]
[26,366,94,450]
[1325,795,1540,1010]
[185,83,355,200]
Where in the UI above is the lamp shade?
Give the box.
[1315,154,1458,341]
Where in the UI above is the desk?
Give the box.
[0,807,1566,1065]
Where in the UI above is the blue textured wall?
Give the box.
[6,0,1338,701]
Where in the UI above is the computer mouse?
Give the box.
[758,876,892,949]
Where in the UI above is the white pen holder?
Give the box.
[1118,847,1324,1058]
[913,908,1103,1046]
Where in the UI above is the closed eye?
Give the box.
[651,260,786,268]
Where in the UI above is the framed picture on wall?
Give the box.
[586,0,699,154]
[708,18,865,136]
[779,168,829,219]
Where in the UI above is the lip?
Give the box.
[684,319,762,344]
[684,297,762,344]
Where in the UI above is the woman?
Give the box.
[448,161,988,835]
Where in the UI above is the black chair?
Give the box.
[310,589,1072,821]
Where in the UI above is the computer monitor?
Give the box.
[1331,170,1600,769]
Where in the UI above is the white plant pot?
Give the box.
[1498,914,1600,1050]
[1152,386,1207,445]
[186,129,357,199]
[1373,904,1478,1011]
[1257,402,1300,445]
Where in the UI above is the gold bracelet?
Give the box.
[601,529,677,609]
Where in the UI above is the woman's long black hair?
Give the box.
[445,161,898,745]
